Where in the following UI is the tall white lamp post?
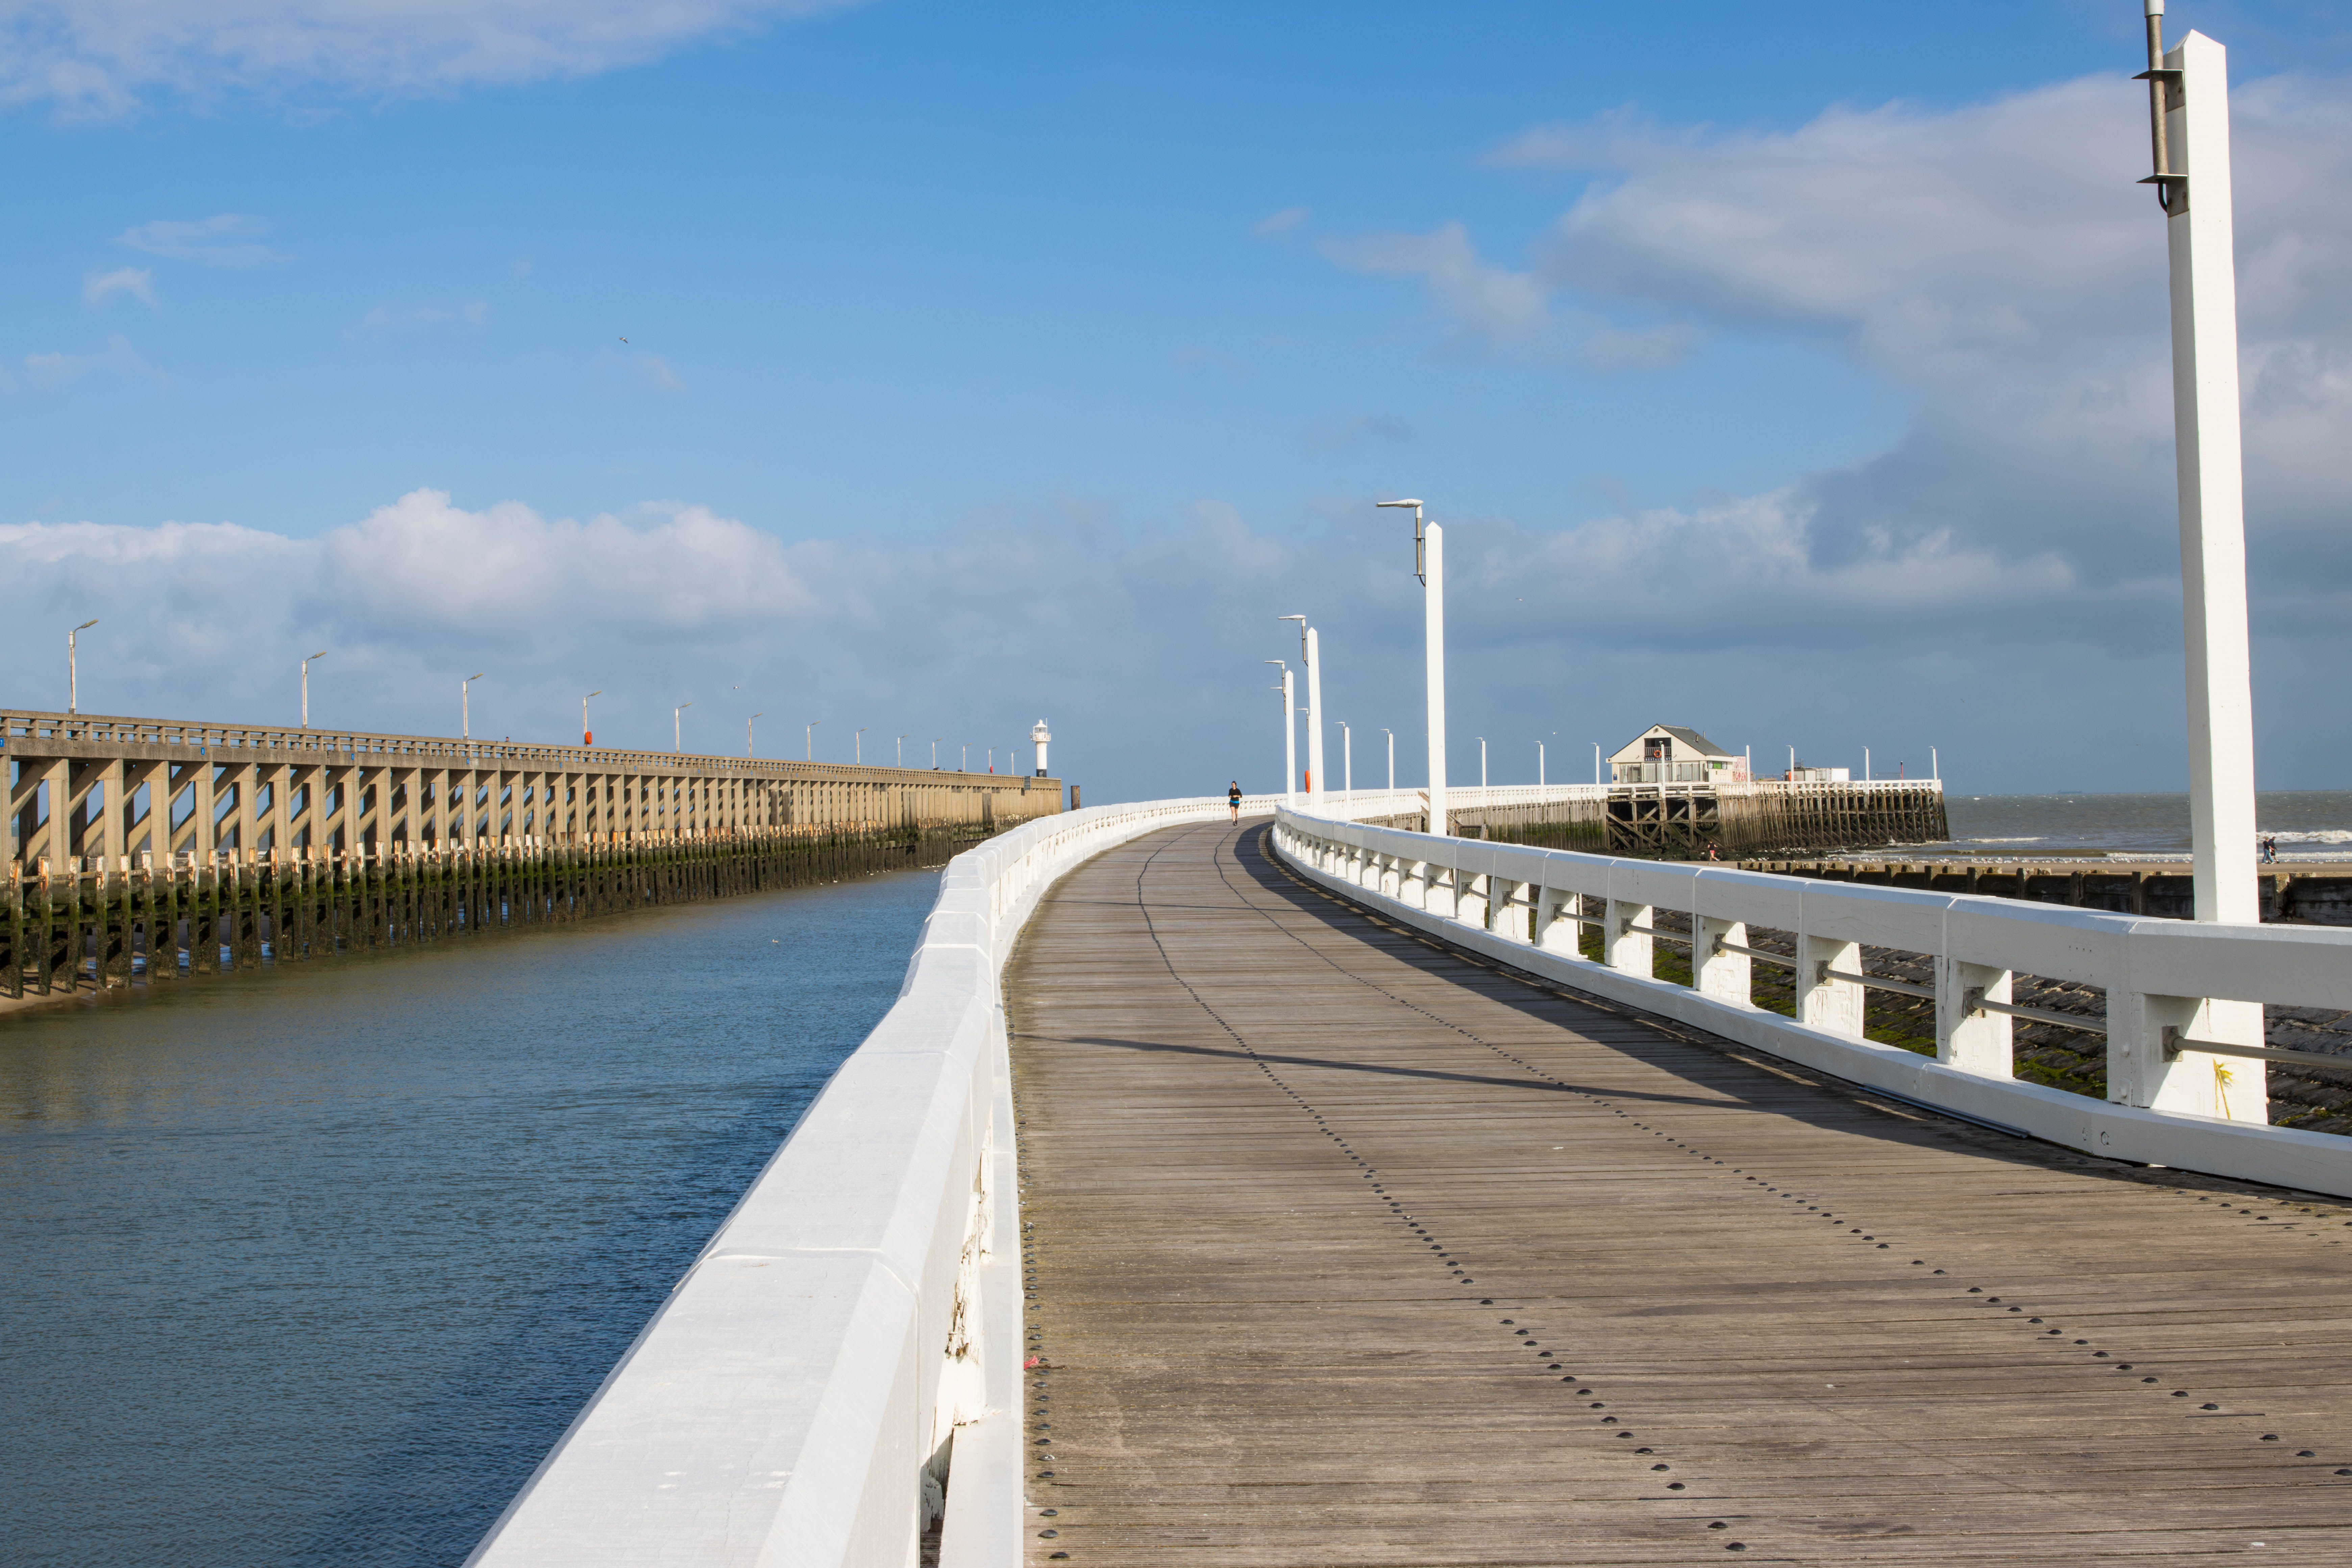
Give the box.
[1539,739,1546,787]
[675,701,693,753]
[1265,660,1295,806]
[1338,721,1351,804]
[1376,498,1443,834]
[67,618,100,716]
[301,650,326,728]
[1278,615,1323,806]
[856,727,867,765]
[462,672,486,740]
[807,720,822,760]
[749,712,763,757]
[2135,2,2262,1116]
[898,734,908,767]
[582,689,602,746]
[1478,737,1487,789]
[1381,728,1395,803]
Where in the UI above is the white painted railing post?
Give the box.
[1535,885,1575,955]
[1796,927,1865,1040]
[1606,896,1650,976]
[1692,913,1749,1008]
[1935,959,2013,1077]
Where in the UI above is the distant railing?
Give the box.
[1272,805,2352,1200]
[1,707,1038,781]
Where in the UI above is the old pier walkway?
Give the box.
[1006,822,2352,1563]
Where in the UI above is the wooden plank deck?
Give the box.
[1003,821,2352,1566]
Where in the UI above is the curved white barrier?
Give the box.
[467,793,1281,1568]
[1272,806,2352,1199]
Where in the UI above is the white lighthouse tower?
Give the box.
[1031,718,1051,778]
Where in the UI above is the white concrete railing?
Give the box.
[467,792,1284,1568]
[1272,806,2352,1200]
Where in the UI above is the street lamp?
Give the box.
[1478,736,1487,790]
[961,744,969,772]
[749,712,763,757]
[856,727,867,765]
[1539,736,1547,787]
[1338,721,1351,804]
[68,619,98,715]
[582,689,602,746]
[463,672,487,740]
[807,720,822,760]
[933,737,942,770]
[675,701,693,753]
[1265,660,1295,806]
[301,650,326,728]
[1278,614,1323,805]
[1380,727,1395,800]
[897,734,908,767]
[1377,498,1444,834]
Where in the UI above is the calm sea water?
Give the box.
[1917,790,2352,861]
[0,869,939,1567]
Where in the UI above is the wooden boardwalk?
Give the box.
[1004,822,2352,1566]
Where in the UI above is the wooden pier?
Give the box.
[1455,779,1949,858]
[1005,821,2352,1563]
[4,706,1060,1000]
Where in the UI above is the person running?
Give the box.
[1228,781,1244,822]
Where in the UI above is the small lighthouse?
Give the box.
[1031,718,1051,778]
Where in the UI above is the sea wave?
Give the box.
[2270,829,2352,844]
[1965,836,2047,843]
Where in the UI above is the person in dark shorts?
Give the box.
[1229,781,1243,821]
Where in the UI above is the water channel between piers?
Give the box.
[0,865,940,1568]
[1005,821,2352,1564]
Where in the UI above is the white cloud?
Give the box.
[21,331,160,384]
[1252,205,1309,237]
[116,213,283,266]
[635,354,685,392]
[1321,220,1550,347]
[82,265,155,307]
[0,0,877,114]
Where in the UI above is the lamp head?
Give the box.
[75,618,99,631]
[1374,498,1422,509]
[468,671,486,682]
[308,650,328,661]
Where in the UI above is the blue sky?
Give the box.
[4,0,2350,800]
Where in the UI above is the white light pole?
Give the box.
[933,738,941,769]
[961,744,968,772]
[1338,721,1351,804]
[1279,614,1324,806]
[675,701,692,753]
[1265,660,1295,806]
[1381,728,1395,801]
[749,712,763,757]
[1478,737,1487,789]
[463,672,486,740]
[898,734,908,767]
[1595,742,1602,785]
[301,650,326,727]
[1539,740,1546,787]
[68,619,98,715]
[857,728,867,765]
[2127,3,2263,1118]
[1377,498,1443,834]
[1864,747,1871,782]
[582,689,602,746]
[1932,745,1939,781]
[2139,6,2256,928]
[807,720,821,760]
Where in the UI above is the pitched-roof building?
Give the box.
[1608,725,1749,785]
